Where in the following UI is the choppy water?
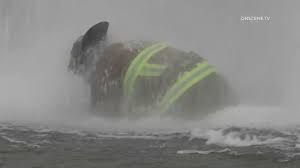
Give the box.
[1,0,300,167]
[0,118,300,168]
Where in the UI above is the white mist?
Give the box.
[0,0,299,130]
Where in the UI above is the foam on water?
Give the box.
[177,148,231,155]
[191,128,286,147]
[0,2,300,158]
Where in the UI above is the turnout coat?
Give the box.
[69,22,233,119]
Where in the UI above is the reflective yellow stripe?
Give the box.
[139,63,167,76]
[123,43,168,96]
[160,61,216,112]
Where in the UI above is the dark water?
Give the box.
[1,1,300,168]
[0,122,300,168]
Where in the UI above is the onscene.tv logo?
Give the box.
[241,16,271,22]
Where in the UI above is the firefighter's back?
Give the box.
[91,41,232,118]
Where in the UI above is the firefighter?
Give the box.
[69,21,233,119]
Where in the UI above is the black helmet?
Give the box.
[68,21,109,75]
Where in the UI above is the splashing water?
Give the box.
[0,1,300,164]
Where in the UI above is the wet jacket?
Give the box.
[90,41,229,118]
